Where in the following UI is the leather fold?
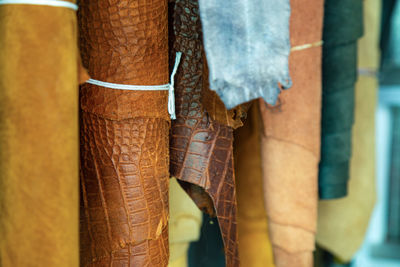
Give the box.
[169,0,239,266]
[78,1,170,265]
[201,61,250,129]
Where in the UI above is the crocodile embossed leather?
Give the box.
[169,0,239,266]
[78,0,170,265]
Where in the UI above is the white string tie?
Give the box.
[291,40,323,52]
[0,0,78,10]
[86,52,182,120]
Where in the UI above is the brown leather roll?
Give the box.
[169,0,239,266]
[78,1,170,266]
[259,0,324,266]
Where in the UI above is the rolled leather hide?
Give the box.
[235,102,275,267]
[316,0,380,260]
[259,0,324,265]
[0,1,79,266]
[318,0,363,199]
[169,0,239,266]
[78,0,170,265]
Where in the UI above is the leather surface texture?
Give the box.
[0,2,79,266]
[78,0,170,266]
[169,0,239,266]
[318,0,363,199]
[316,0,379,260]
[259,0,324,266]
[234,102,275,267]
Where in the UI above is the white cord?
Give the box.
[86,80,170,91]
[86,52,183,120]
[0,0,78,10]
[291,40,323,52]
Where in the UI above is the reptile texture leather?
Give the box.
[169,1,239,266]
[78,0,170,266]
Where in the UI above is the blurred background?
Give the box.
[351,1,400,266]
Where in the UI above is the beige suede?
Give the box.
[273,248,313,267]
[168,253,188,267]
[168,178,202,267]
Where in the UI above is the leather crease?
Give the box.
[259,0,324,266]
[169,0,239,266]
[78,0,170,265]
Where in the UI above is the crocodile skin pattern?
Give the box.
[78,0,170,266]
[79,0,169,121]
[83,229,169,267]
[80,113,170,266]
[169,1,239,266]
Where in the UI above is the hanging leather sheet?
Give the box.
[318,0,363,199]
[259,0,324,265]
[78,0,170,265]
[0,1,79,266]
[234,103,275,267]
[316,0,379,260]
[197,0,291,109]
[169,0,239,266]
